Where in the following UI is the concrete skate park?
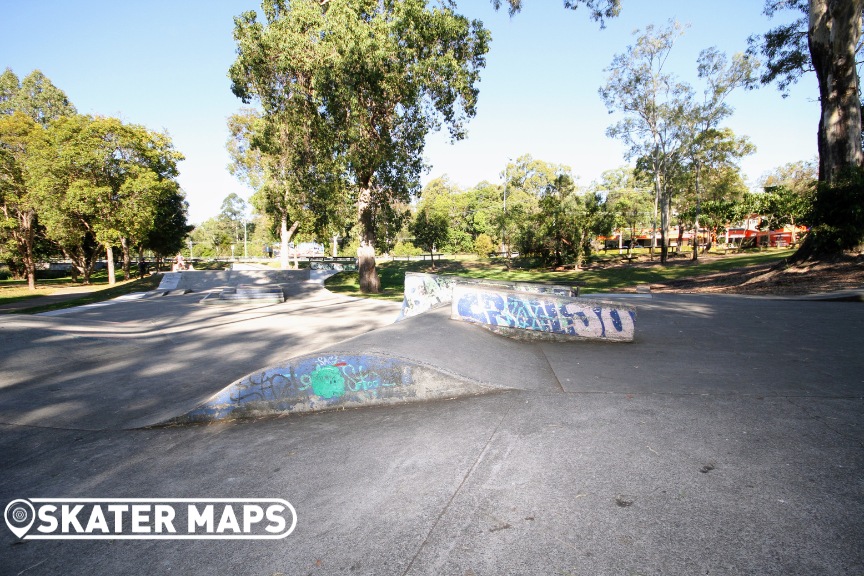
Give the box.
[0,268,862,575]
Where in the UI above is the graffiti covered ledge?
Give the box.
[450,284,637,342]
[159,353,501,425]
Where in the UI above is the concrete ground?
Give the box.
[0,282,862,575]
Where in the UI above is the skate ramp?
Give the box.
[165,352,498,425]
[0,285,401,430]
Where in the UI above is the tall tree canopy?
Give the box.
[0,69,76,289]
[230,0,490,292]
[0,69,76,125]
[600,21,692,263]
[28,115,186,284]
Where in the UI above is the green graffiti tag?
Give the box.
[309,365,346,399]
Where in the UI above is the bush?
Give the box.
[800,168,864,256]
[473,233,496,256]
[391,240,423,257]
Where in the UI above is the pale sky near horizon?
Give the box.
[2,1,817,224]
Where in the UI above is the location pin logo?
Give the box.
[5,499,35,539]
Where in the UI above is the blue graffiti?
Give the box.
[454,289,635,340]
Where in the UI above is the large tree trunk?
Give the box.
[659,190,670,263]
[357,185,380,294]
[692,163,702,262]
[106,245,116,286]
[651,171,660,260]
[810,0,864,184]
[138,245,146,279]
[3,205,37,290]
[791,0,864,260]
[21,210,36,291]
[279,214,300,270]
[121,237,131,280]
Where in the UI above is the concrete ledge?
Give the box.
[161,353,499,425]
[399,272,577,320]
[450,284,636,342]
[157,269,310,292]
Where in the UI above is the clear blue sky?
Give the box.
[2,0,815,224]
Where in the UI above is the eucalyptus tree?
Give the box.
[532,177,614,268]
[500,155,572,256]
[678,48,757,260]
[535,173,578,266]
[230,0,490,292]
[600,21,692,263]
[749,0,864,255]
[226,109,317,269]
[116,126,186,279]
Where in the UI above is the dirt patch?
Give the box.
[651,253,864,296]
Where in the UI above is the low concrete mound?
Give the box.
[399,272,576,320]
[451,284,636,342]
[163,353,498,425]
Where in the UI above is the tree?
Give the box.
[749,0,864,255]
[410,208,449,269]
[0,113,42,289]
[29,115,185,285]
[0,70,76,289]
[758,160,818,243]
[500,154,569,260]
[230,0,490,292]
[0,69,76,125]
[679,48,757,260]
[190,217,232,259]
[144,188,192,267]
[599,168,653,255]
[600,20,692,264]
[226,110,318,269]
[219,192,248,245]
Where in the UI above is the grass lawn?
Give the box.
[0,249,797,312]
[0,272,164,314]
[324,248,797,301]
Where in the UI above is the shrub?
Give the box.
[392,240,423,257]
[473,233,496,256]
[798,168,864,257]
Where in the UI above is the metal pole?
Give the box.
[243,220,248,259]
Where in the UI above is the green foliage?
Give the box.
[26,114,187,282]
[410,208,449,257]
[473,233,496,256]
[804,168,864,253]
[746,1,810,94]
[391,240,423,257]
[1,69,77,288]
[229,0,490,290]
[0,68,76,125]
